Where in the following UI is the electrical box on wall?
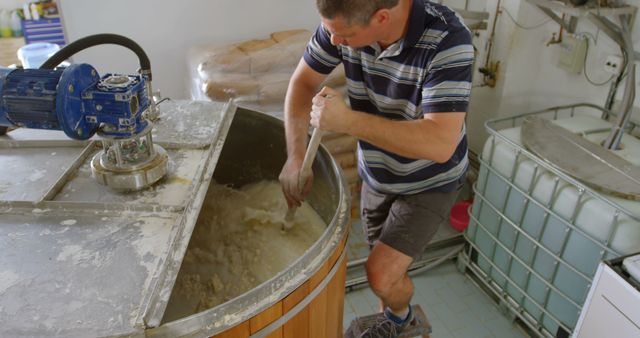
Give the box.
[558,34,587,74]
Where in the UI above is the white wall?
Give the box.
[500,0,621,112]
[58,0,320,99]
[0,0,24,10]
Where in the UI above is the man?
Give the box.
[279,0,473,336]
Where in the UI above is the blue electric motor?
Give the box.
[0,34,169,191]
[0,64,149,140]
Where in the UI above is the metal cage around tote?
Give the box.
[460,103,640,337]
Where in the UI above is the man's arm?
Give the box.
[311,87,464,163]
[279,59,328,208]
[347,110,464,163]
[284,59,328,163]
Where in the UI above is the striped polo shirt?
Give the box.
[303,0,474,195]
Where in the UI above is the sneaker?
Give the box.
[359,307,413,338]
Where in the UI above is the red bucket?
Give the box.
[449,200,472,232]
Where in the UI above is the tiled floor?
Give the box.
[344,220,529,338]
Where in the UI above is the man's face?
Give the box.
[321,16,379,49]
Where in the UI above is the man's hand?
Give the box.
[310,86,352,133]
[280,59,329,209]
[279,155,313,209]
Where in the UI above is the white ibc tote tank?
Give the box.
[462,104,640,337]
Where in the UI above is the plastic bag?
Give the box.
[189,29,346,115]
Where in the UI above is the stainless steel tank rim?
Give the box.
[146,154,351,338]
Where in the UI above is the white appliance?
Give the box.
[573,254,640,338]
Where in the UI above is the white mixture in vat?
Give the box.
[162,180,327,322]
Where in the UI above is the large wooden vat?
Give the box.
[149,106,350,338]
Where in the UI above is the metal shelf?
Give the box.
[527,0,636,18]
[457,8,491,30]
[526,0,638,60]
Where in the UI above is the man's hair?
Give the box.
[316,0,400,26]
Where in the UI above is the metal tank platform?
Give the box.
[0,100,236,337]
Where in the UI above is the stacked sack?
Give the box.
[189,29,346,114]
[322,132,361,219]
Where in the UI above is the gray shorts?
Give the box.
[360,182,460,260]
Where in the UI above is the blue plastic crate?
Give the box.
[21,18,65,46]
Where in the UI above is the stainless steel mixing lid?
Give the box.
[0,100,236,337]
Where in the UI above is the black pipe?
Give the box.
[39,33,152,80]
